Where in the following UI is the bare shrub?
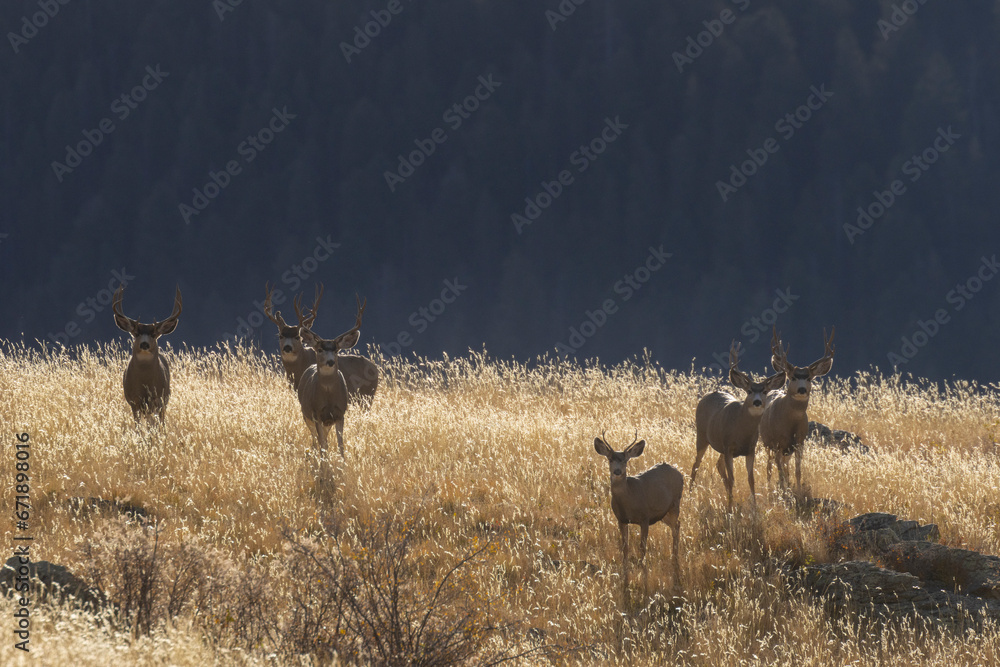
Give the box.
[275,513,532,666]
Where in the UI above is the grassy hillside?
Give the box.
[1,343,999,665]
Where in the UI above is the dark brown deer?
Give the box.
[112,285,182,421]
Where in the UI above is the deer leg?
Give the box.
[315,421,329,461]
[766,450,774,487]
[618,521,629,560]
[638,522,649,564]
[778,454,790,491]
[717,454,735,509]
[334,419,345,458]
[691,435,709,485]
[667,510,681,587]
[795,447,803,490]
[745,454,756,504]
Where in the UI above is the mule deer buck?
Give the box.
[297,296,366,460]
[264,283,379,404]
[112,285,182,421]
[691,341,785,510]
[759,327,835,491]
[593,431,683,584]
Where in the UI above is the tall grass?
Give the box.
[1,341,998,664]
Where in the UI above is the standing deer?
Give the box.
[264,283,379,403]
[264,282,323,389]
[593,431,683,585]
[297,296,366,460]
[691,341,785,510]
[759,327,835,491]
[112,285,182,421]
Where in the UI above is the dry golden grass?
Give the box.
[1,341,999,664]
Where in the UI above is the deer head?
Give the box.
[264,282,323,360]
[770,327,835,401]
[112,285,182,360]
[727,340,786,414]
[300,294,365,377]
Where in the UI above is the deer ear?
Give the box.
[594,438,612,457]
[730,369,750,391]
[766,372,787,392]
[114,313,137,335]
[155,319,178,336]
[300,328,319,349]
[809,357,833,378]
[626,440,645,458]
[334,329,360,351]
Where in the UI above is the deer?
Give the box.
[297,296,366,460]
[593,431,683,585]
[759,327,835,492]
[264,283,379,404]
[690,341,786,510]
[112,284,182,421]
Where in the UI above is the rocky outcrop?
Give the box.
[791,512,1000,628]
[0,557,105,610]
[807,421,869,455]
[848,512,940,550]
[881,541,1000,600]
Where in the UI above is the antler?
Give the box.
[627,429,639,448]
[112,285,131,322]
[302,283,324,329]
[158,287,183,326]
[153,287,182,335]
[111,284,138,333]
[728,340,743,372]
[823,327,835,359]
[354,293,366,330]
[770,327,791,373]
[263,282,286,327]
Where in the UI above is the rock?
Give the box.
[848,512,940,551]
[808,421,870,455]
[792,560,1000,628]
[0,557,105,610]
[881,541,1000,600]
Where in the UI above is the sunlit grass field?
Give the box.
[1,341,999,665]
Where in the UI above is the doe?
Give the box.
[593,431,683,584]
